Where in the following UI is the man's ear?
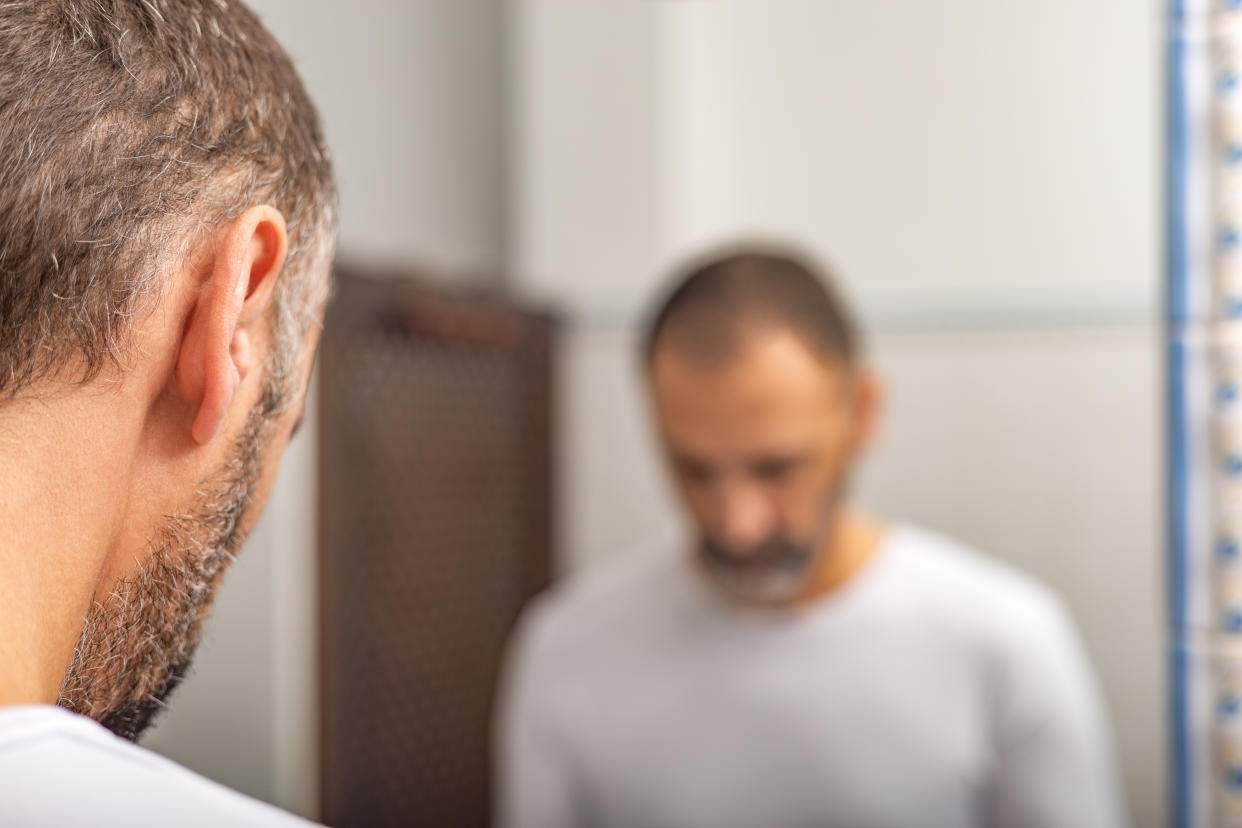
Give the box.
[848,369,884,454]
[175,205,289,445]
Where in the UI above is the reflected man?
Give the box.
[497,247,1125,828]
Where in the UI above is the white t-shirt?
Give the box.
[0,704,318,827]
[495,524,1126,828]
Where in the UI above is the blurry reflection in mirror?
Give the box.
[495,244,1126,828]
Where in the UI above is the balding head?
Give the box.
[643,246,860,371]
[642,245,881,606]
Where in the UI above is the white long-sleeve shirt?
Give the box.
[496,524,1126,828]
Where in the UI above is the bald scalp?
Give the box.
[643,246,860,370]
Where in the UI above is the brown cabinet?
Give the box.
[318,271,555,827]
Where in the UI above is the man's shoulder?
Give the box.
[883,524,1076,647]
[0,705,316,828]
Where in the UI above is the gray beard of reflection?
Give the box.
[698,477,847,606]
[700,533,819,606]
[55,400,272,742]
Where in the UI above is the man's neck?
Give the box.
[0,390,136,706]
[796,507,885,606]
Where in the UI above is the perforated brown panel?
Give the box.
[318,272,554,828]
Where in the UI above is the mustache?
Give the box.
[700,534,815,571]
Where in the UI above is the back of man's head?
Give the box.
[0,0,336,402]
[643,245,860,370]
[0,0,338,745]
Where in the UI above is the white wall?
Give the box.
[509,1,673,303]
[517,1,1158,322]
[513,1,1164,825]
[665,1,1157,319]
[263,0,507,277]
[144,0,507,819]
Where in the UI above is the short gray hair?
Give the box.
[0,0,338,402]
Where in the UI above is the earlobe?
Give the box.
[190,351,240,445]
[174,206,288,445]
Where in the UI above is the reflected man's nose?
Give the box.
[713,483,776,555]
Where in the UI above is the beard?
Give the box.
[55,379,282,742]
[698,482,846,607]
[700,531,822,606]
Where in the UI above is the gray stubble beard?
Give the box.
[56,401,270,741]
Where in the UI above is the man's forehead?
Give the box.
[661,417,822,460]
[652,332,849,409]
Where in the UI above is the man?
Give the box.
[0,1,335,825]
[496,248,1125,827]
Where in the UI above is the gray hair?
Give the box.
[0,0,338,403]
